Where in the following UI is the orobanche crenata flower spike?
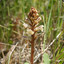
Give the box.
[23,7,44,64]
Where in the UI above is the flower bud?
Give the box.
[37,17,41,21]
[34,17,41,24]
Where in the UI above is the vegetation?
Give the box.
[0,0,64,64]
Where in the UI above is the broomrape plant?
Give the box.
[23,7,44,64]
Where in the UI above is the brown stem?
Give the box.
[31,41,34,64]
[31,32,35,64]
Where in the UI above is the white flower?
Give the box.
[27,29,34,35]
[34,25,44,32]
[23,23,28,28]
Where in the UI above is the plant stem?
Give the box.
[31,42,34,64]
[31,34,34,64]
